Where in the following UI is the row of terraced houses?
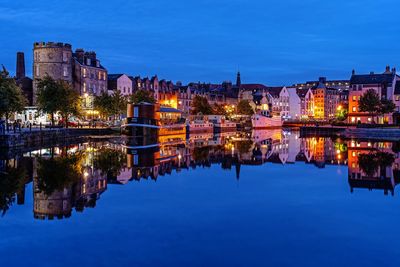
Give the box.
[12,41,400,125]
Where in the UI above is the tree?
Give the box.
[36,76,80,127]
[94,92,113,118]
[358,89,381,123]
[212,103,227,116]
[57,80,81,128]
[335,104,348,122]
[111,90,128,120]
[130,89,155,104]
[379,98,396,123]
[237,100,254,115]
[191,95,213,115]
[0,66,27,129]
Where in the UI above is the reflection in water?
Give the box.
[1,130,400,219]
[348,140,400,196]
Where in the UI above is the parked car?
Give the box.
[58,120,78,127]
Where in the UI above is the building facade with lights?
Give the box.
[348,66,399,124]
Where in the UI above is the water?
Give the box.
[1,130,400,267]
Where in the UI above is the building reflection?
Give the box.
[347,140,400,195]
[3,131,400,219]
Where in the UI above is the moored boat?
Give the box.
[251,110,282,129]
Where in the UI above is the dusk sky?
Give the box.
[1,0,399,85]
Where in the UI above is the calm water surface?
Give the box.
[1,130,400,267]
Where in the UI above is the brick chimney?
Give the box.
[16,52,25,79]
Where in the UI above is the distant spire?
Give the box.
[236,71,241,88]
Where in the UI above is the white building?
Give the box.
[287,87,301,120]
[107,74,133,96]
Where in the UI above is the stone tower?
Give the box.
[16,52,25,79]
[32,42,73,104]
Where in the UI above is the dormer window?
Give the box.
[96,60,100,67]
[86,58,91,65]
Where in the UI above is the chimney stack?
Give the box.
[352,69,355,75]
[16,52,25,79]
[392,67,396,74]
[385,65,391,74]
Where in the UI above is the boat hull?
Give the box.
[251,115,282,129]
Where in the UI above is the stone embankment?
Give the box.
[0,128,117,149]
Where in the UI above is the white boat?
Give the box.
[187,116,214,133]
[207,115,237,132]
[251,111,282,129]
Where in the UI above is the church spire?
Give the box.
[236,71,241,88]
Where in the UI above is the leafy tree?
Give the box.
[358,89,381,123]
[0,66,27,129]
[191,95,213,115]
[111,90,128,120]
[379,98,396,123]
[58,80,81,128]
[212,103,227,116]
[94,92,113,118]
[36,76,80,127]
[130,89,155,104]
[335,104,348,122]
[237,100,254,115]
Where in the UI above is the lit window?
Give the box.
[63,51,68,62]
[63,66,68,77]
[352,107,356,112]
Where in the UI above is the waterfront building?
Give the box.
[72,49,107,97]
[348,66,399,124]
[108,74,133,96]
[287,87,301,120]
[33,42,73,104]
[293,78,350,91]
[312,77,340,120]
[33,42,108,120]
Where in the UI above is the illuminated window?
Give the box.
[63,66,68,77]
[352,107,356,112]
[63,51,68,62]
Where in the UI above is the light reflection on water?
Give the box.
[1,129,400,266]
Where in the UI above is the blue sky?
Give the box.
[0,0,399,85]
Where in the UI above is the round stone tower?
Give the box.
[32,42,73,104]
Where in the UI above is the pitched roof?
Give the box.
[350,73,395,85]
[395,82,400,95]
[108,74,124,80]
[266,87,284,98]
[296,88,309,98]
